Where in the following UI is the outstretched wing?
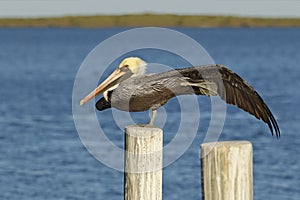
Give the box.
[176,64,280,137]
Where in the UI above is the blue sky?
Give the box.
[1,0,300,18]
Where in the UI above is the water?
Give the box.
[0,27,299,199]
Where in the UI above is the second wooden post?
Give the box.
[201,141,253,200]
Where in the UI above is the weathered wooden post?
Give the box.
[201,141,253,200]
[124,125,163,200]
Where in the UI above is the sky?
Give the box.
[1,0,300,18]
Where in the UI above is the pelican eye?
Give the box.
[120,64,129,72]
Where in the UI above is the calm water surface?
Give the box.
[0,27,299,199]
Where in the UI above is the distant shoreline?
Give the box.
[0,14,300,28]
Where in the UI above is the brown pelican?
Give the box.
[80,57,280,137]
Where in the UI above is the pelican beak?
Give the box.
[80,68,126,105]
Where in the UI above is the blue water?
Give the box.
[0,27,299,199]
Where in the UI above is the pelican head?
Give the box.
[80,57,147,105]
[118,57,147,75]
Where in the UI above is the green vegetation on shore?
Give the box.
[1,14,300,28]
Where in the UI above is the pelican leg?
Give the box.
[149,109,157,126]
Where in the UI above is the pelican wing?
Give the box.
[175,65,280,137]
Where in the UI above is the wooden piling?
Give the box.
[124,125,163,200]
[201,141,253,200]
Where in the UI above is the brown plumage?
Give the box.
[81,57,280,137]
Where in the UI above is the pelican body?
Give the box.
[80,57,280,137]
[98,66,220,111]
